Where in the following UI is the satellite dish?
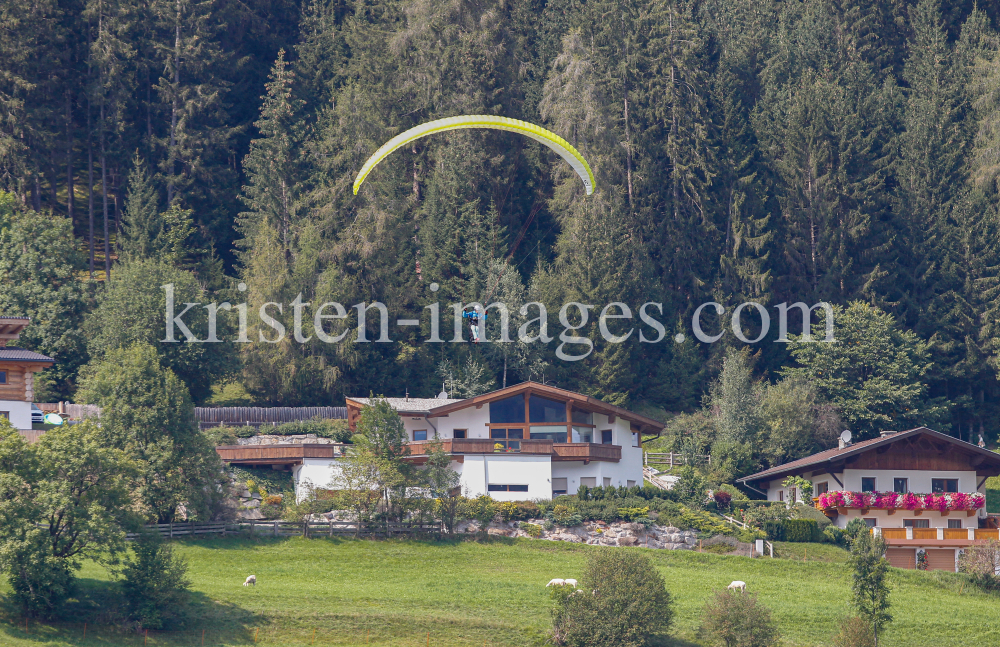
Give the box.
[43,413,64,425]
[437,391,449,399]
[840,429,852,443]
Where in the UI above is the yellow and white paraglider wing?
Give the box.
[352,115,595,195]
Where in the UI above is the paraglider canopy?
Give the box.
[353,115,596,196]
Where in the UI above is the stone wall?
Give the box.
[455,519,700,550]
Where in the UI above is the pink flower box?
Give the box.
[814,490,984,511]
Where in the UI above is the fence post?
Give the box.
[274,520,279,537]
[169,522,174,539]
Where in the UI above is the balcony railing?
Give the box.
[405,439,621,462]
[815,490,985,516]
[216,443,348,465]
[872,527,1000,545]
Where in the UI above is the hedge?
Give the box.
[783,519,819,542]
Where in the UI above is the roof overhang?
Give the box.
[738,427,1000,487]
[0,317,29,348]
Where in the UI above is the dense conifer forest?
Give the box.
[3,0,1000,452]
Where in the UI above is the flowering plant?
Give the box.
[816,490,985,511]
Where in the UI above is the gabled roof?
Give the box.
[738,427,1000,484]
[0,347,54,363]
[347,381,666,434]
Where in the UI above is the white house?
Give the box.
[0,317,53,431]
[738,427,1000,572]
[217,382,664,502]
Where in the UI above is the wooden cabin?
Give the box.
[0,317,54,430]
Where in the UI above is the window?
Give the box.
[861,477,876,492]
[488,484,529,492]
[489,395,525,424]
[580,477,597,488]
[572,427,593,443]
[627,480,636,488]
[490,428,523,450]
[632,432,640,447]
[571,410,593,425]
[932,479,958,493]
[948,519,963,529]
[0,411,7,420]
[778,490,784,502]
[603,477,611,487]
[789,487,797,503]
[904,519,930,528]
[413,429,428,441]
[529,426,567,443]
[552,477,568,496]
[863,518,877,529]
[815,482,829,496]
[529,395,566,423]
[893,478,908,494]
[0,370,6,384]
[453,429,467,439]
[601,429,613,444]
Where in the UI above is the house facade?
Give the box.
[738,427,1000,572]
[0,317,53,431]
[217,382,664,502]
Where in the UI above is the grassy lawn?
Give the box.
[0,536,995,647]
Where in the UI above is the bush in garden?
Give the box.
[832,616,875,647]
[119,532,191,629]
[551,551,672,647]
[714,490,733,510]
[520,522,543,538]
[497,501,519,521]
[699,590,780,647]
[824,526,846,545]
[783,519,819,542]
[958,540,1000,590]
[844,518,870,546]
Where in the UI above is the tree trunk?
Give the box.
[66,92,74,225]
[167,3,181,204]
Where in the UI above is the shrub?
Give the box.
[263,494,283,507]
[514,500,541,520]
[844,518,869,546]
[762,521,785,541]
[673,465,708,507]
[520,522,543,538]
[699,590,780,647]
[497,501,519,521]
[824,526,846,545]
[738,528,767,543]
[783,519,819,542]
[958,539,1000,589]
[714,490,733,510]
[618,506,650,522]
[832,616,875,647]
[552,551,672,646]
[717,483,750,504]
[119,532,191,629]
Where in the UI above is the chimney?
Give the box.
[838,437,847,449]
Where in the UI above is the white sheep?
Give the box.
[564,578,578,587]
[727,580,746,593]
[243,575,257,587]
[546,578,566,587]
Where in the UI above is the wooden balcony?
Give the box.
[404,440,621,463]
[216,444,348,466]
[552,442,622,463]
[873,526,1000,547]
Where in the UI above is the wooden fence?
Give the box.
[644,452,711,468]
[194,406,348,429]
[120,520,444,540]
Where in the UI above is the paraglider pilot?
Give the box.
[462,306,487,343]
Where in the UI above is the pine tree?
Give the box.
[120,153,162,261]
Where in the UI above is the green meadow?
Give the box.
[0,536,995,647]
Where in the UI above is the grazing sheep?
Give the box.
[727,580,746,593]
[546,578,566,587]
[564,578,578,587]
[243,575,256,587]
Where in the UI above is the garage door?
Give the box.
[925,549,956,572]
[886,548,915,569]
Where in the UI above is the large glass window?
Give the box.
[413,429,427,441]
[490,395,526,424]
[861,477,876,492]
[529,395,566,423]
[530,426,567,443]
[572,427,593,443]
[490,428,523,451]
[571,409,593,425]
[932,479,958,493]
[893,478,908,494]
